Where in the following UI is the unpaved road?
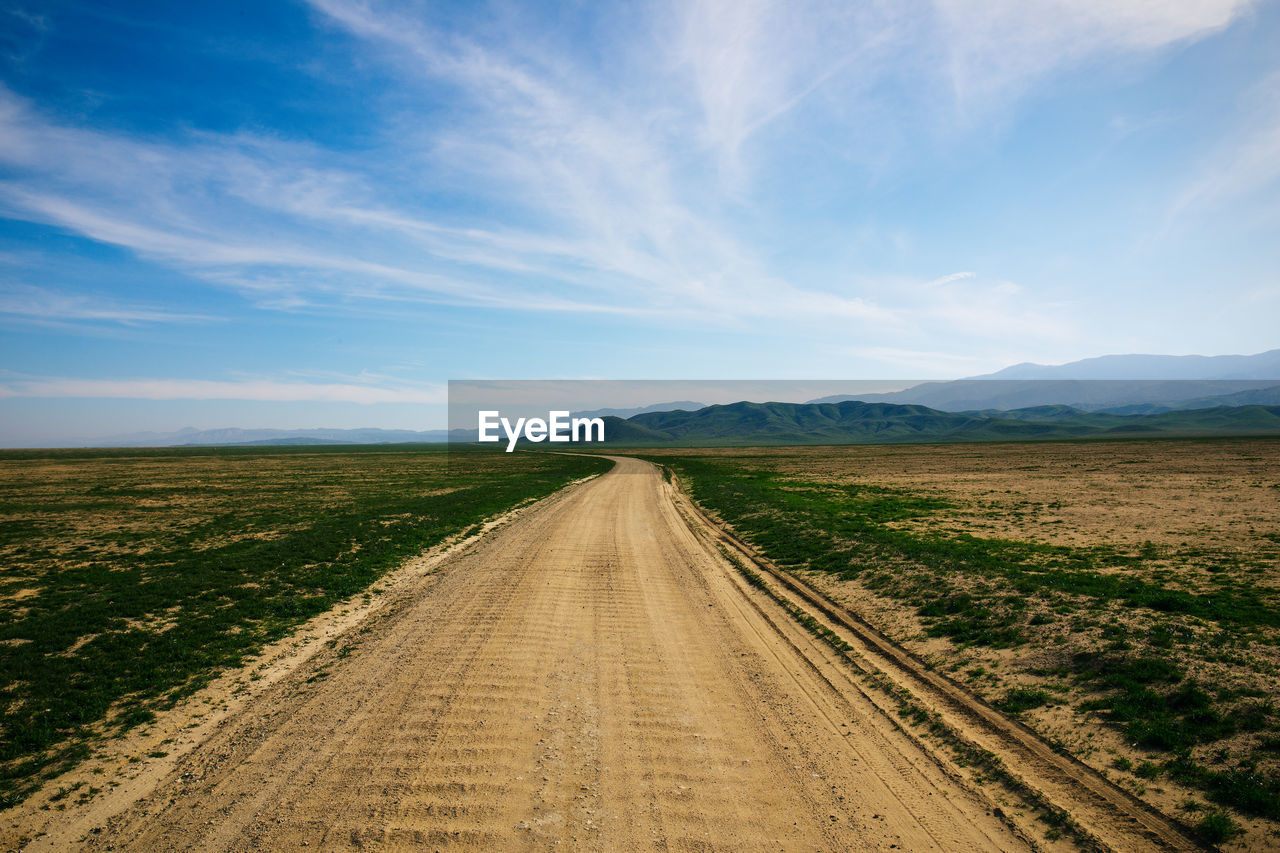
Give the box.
[81,456,1033,851]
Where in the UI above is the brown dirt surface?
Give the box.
[0,445,605,810]
[15,456,1044,852]
[648,439,1279,559]
[639,438,1280,850]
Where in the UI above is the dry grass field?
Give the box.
[41,456,1036,853]
[640,438,1280,848]
[0,445,609,811]
[5,438,1276,850]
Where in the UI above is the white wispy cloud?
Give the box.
[0,0,1259,360]
[0,375,445,404]
[831,346,1011,376]
[0,75,880,326]
[0,284,215,325]
[1173,70,1280,214]
[933,0,1256,109]
[833,270,1078,369]
[917,274,1073,341]
[669,0,911,181]
[666,0,1258,169]
[303,0,914,324]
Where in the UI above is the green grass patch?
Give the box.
[640,448,1280,836]
[997,687,1053,715]
[0,444,609,808]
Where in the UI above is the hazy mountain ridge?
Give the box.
[1095,384,1280,414]
[973,348,1280,380]
[596,400,1280,445]
[11,350,1280,447]
[806,380,1280,413]
[12,427,461,449]
[807,349,1280,412]
[571,401,706,419]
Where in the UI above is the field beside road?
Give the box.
[23,456,1039,852]
[4,438,1273,851]
[0,444,609,811]
[638,438,1280,849]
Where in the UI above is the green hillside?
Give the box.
[594,400,1280,445]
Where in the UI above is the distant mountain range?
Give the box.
[972,348,1280,380]
[11,350,1279,448]
[1094,384,1280,415]
[806,349,1280,412]
[593,400,1280,446]
[806,380,1280,413]
[43,400,1279,449]
[23,427,462,449]
[571,401,707,419]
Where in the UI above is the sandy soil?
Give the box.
[669,440,1280,559]
[644,440,1280,849]
[0,487,563,852]
[16,456,1036,852]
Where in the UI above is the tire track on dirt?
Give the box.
[665,463,1206,853]
[79,456,1030,852]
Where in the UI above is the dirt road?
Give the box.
[83,456,1030,851]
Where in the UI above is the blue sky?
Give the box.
[1,0,1278,440]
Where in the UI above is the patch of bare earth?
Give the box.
[8,460,1033,852]
[0,496,549,852]
[662,439,1280,850]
